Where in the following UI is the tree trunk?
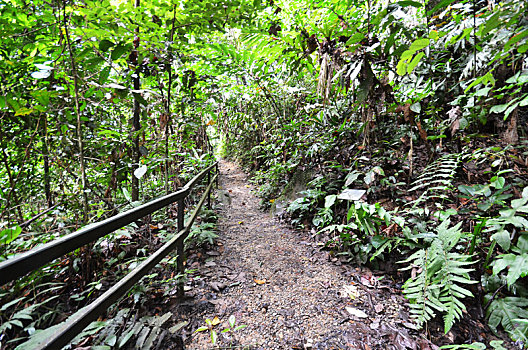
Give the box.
[64,15,89,223]
[165,5,177,195]
[499,108,519,144]
[42,115,52,207]
[131,0,141,201]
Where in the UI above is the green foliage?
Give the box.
[319,201,404,265]
[408,153,461,209]
[400,220,476,333]
[195,315,246,346]
[492,234,528,287]
[186,222,218,247]
[486,187,528,252]
[486,297,528,343]
[440,341,508,350]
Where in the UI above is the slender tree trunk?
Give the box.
[131,0,141,201]
[1,120,39,222]
[165,5,177,195]
[64,16,89,223]
[42,115,52,207]
[1,150,23,222]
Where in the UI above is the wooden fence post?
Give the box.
[177,198,185,298]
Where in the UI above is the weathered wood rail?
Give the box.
[0,161,219,349]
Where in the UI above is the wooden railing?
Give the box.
[0,161,219,349]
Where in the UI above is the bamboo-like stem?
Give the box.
[64,13,89,223]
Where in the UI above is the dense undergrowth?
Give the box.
[1,0,528,347]
[215,0,528,347]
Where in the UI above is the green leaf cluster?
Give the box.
[400,220,476,333]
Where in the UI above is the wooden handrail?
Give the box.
[36,173,218,350]
[6,162,218,349]
[0,162,217,286]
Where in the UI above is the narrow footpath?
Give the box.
[178,160,435,350]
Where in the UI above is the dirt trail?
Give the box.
[183,160,428,349]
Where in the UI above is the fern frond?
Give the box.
[408,154,461,208]
[401,219,476,333]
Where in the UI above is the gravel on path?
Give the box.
[182,160,433,350]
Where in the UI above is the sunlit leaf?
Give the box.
[134,165,147,179]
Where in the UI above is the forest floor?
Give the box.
[171,160,443,350]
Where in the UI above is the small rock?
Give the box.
[209,282,227,292]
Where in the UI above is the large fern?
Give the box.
[400,220,476,333]
[409,153,461,208]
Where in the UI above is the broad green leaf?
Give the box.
[407,52,425,74]
[490,104,508,114]
[504,255,528,286]
[410,102,421,113]
[490,176,505,189]
[99,66,111,85]
[481,12,501,37]
[132,92,148,106]
[14,107,34,116]
[111,44,129,60]
[427,0,456,15]
[397,59,408,76]
[401,49,414,60]
[504,102,519,120]
[409,38,430,52]
[474,87,491,97]
[228,315,236,328]
[491,229,510,251]
[210,330,217,344]
[429,30,439,40]
[505,29,528,51]
[397,0,423,7]
[325,194,337,208]
[0,226,22,245]
[346,32,365,46]
[99,39,115,52]
[31,91,50,106]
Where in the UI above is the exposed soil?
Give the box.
[170,160,443,349]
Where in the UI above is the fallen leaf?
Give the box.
[459,197,470,206]
[211,316,221,326]
[340,285,360,299]
[254,279,267,285]
[374,304,384,313]
[346,307,368,318]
